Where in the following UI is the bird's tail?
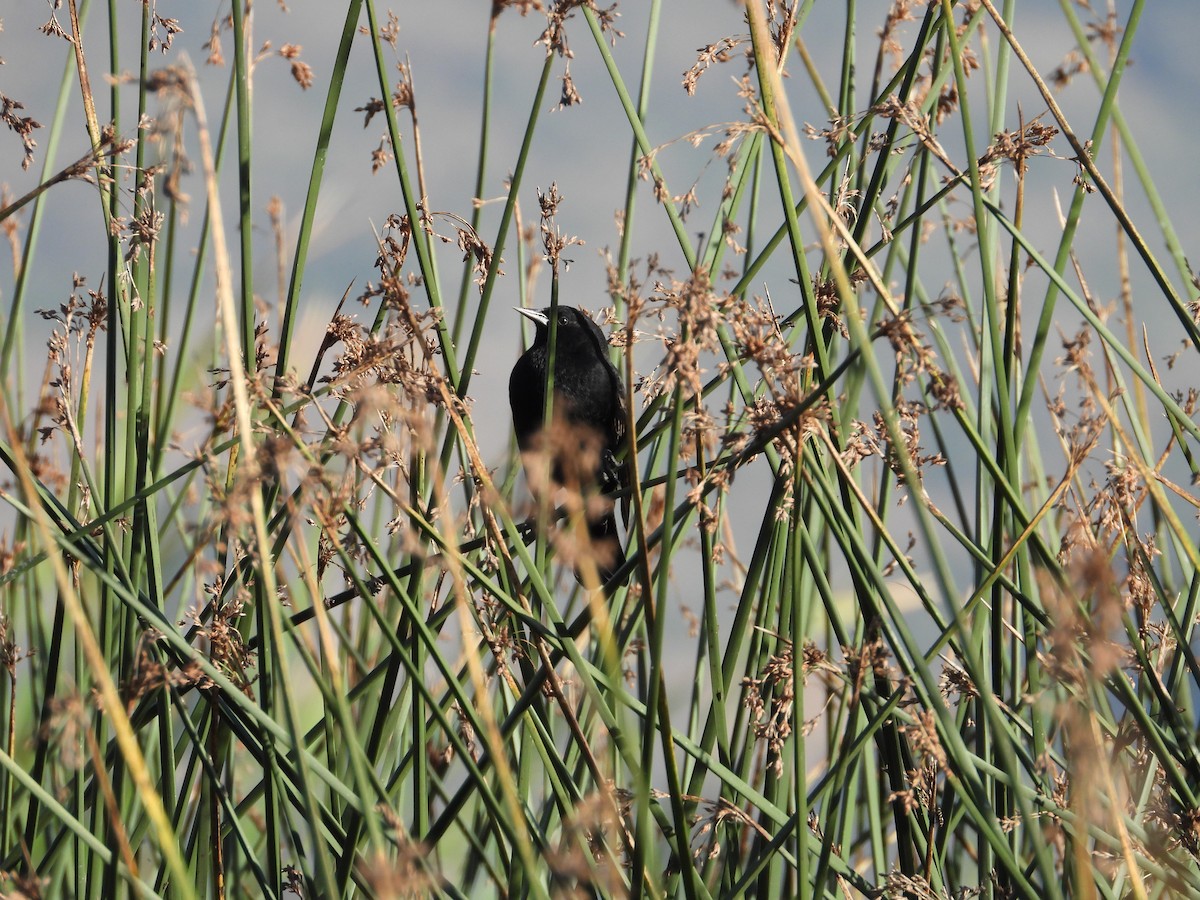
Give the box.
[590,447,628,587]
[587,507,625,588]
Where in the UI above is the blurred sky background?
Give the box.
[0,1,1197,621]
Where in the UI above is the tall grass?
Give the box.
[2,0,1199,897]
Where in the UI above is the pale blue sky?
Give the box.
[0,2,1195,613]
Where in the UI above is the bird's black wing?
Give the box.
[593,322,631,522]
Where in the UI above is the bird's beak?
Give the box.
[514,307,548,327]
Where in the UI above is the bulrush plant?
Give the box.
[0,1,1198,897]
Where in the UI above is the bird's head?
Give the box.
[515,305,609,357]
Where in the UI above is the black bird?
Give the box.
[509,305,627,585]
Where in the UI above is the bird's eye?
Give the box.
[559,315,570,325]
